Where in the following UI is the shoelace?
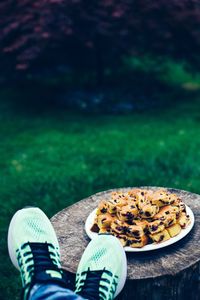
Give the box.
[18,242,70,300]
[17,242,61,285]
[26,242,59,275]
[77,268,116,300]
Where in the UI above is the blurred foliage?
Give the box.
[124,55,200,89]
[1,0,200,82]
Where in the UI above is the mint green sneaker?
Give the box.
[75,234,127,300]
[8,207,67,300]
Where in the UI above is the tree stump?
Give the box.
[51,187,200,300]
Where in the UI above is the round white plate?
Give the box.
[85,205,195,252]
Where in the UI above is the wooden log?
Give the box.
[51,187,200,300]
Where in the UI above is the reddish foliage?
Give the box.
[0,0,200,73]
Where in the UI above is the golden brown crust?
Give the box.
[139,204,159,218]
[166,223,181,237]
[147,220,165,234]
[117,204,138,222]
[97,213,115,228]
[149,229,170,243]
[177,212,191,228]
[127,235,148,248]
[126,225,144,238]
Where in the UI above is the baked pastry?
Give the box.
[172,199,186,214]
[135,190,149,208]
[113,234,128,247]
[148,189,177,207]
[97,213,114,229]
[96,200,109,215]
[117,204,138,222]
[127,189,141,200]
[111,191,129,203]
[107,197,127,214]
[126,225,144,239]
[98,227,111,234]
[163,213,177,227]
[139,204,159,218]
[110,219,127,235]
[126,235,148,248]
[90,222,100,233]
[177,212,191,228]
[106,199,118,214]
[149,229,170,243]
[166,223,181,237]
[154,205,180,220]
[147,220,165,234]
[131,219,148,231]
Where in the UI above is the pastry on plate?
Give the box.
[126,235,148,248]
[154,207,177,226]
[110,219,127,235]
[113,234,128,247]
[149,229,170,243]
[173,199,187,214]
[117,204,138,222]
[148,189,177,207]
[90,188,191,248]
[97,213,115,229]
[139,204,159,218]
[131,219,148,231]
[166,223,181,237]
[107,198,127,214]
[147,220,165,234]
[163,213,177,227]
[98,227,111,234]
[177,212,191,228]
[126,225,144,239]
[96,200,109,215]
[135,190,149,208]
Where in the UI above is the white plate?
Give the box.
[85,205,195,252]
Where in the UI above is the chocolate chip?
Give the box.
[126,212,134,218]
[152,225,158,231]
[127,220,133,225]
[133,231,140,236]
[145,212,151,217]
[90,224,100,233]
[116,226,123,232]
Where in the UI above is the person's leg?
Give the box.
[8,207,85,300]
[29,283,84,300]
[75,234,127,300]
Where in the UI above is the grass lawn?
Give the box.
[1,89,200,299]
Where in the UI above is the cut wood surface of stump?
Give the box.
[51,187,200,300]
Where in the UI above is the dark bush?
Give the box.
[1,0,200,82]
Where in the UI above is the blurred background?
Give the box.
[1,1,200,298]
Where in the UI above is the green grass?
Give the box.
[1,89,200,299]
